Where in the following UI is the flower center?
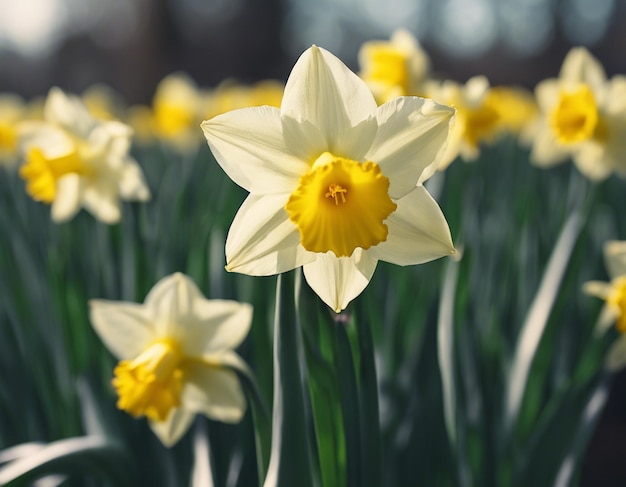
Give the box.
[0,121,17,152]
[361,45,410,95]
[154,100,195,137]
[462,103,501,148]
[112,338,184,422]
[549,85,599,144]
[285,152,397,258]
[607,277,626,333]
[19,147,86,204]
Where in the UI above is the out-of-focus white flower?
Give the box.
[358,28,431,104]
[426,76,501,170]
[584,241,626,370]
[89,273,253,446]
[530,47,626,180]
[202,45,455,312]
[18,87,149,223]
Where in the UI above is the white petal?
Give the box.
[303,250,378,312]
[605,241,626,278]
[51,173,83,222]
[182,362,247,423]
[582,280,613,299]
[225,193,315,276]
[606,336,626,371]
[534,79,560,112]
[366,97,454,198]
[88,300,155,359]
[82,181,121,224]
[529,121,570,167]
[281,45,377,153]
[149,408,195,447]
[595,304,620,337]
[559,47,606,92]
[572,143,612,181]
[18,122,75,158]
[370,186,454,266]
[119,159,151,201]
[44,87,96,138]
[180,300,253,357]
[144,273,203,338]
[202,106,307,194]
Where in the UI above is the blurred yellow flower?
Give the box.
[205,80,284,118]
[203,46,455,312]
[530,47,626,180]
[152,73,203,152]
[484,86,538,142]
[18,87,150,223]
[89,273,253,446]
[426,76,501,170]
[82,84,125,121]
[584,241,626,370]
[0,94,26,166]
[358,28,431,104]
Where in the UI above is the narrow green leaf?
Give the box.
[355,298,382,487]
[263,271,315,487]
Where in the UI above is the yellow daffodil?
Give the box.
[202,46,455,312]
[358,28,431,104]
[530,47,626,180]
[0,94,26,166]
[82,84,125,121]
[89,273,253,446]
[205,80,284,118]
[18,87,150,223]
[584,241,626,369]
[484,86,538,143]
[426,76,501,170]
[152,73,203,152]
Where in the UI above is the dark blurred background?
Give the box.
[2,0,626,484]
[1,0,626,101]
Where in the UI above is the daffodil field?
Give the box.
[1,31,626,487]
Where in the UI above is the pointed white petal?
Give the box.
[82,182,121,224]
[559,47,606,92]
[595,304,620,337]
[180,300,253,357]
[606,335,626,371]
[605,241,626,278]
[281,46,377,152]
[225,193,315,275]
[530,121,570,167]
[149,408,195,447]
[302,250,378,312]
[51,173,83,222]
[370,186,454,266]
[44,87,96,138]
[88,300,155,359]
[144,273,203,337]
[119,159,151,201]
[582,280,613,299]
[18,122,75,158]
[182,363,246,423]
[202,106,307,194]
[366,97,454,198]
[535,79,560,112]
[572,143,612,181]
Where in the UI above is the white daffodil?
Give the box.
[530,47,626,180]
[584,241,626,370]
[425,76,501,170]
[89,273,253,447]
[18,87,150,223]
[202,46,455,312]
[358,28,431,104]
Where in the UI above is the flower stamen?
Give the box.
[325,183,347,205]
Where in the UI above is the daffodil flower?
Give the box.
[18,87,150,223]
[0,94,25,167]
[89,273,253,446]
[358,28,431,104]
[202,46,455,312]
[584,241,626,370]
[425,76,501,170]
[531,47,626,180]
